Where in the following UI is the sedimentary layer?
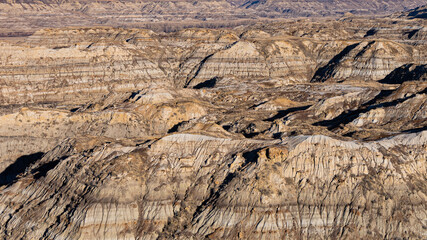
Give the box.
[0,10,426,240]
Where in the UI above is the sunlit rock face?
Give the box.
[0,5,426,240]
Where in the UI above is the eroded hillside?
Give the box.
[0,0,426,35]
[0,10,426,240]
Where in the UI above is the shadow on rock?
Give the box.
[0,152,44,187]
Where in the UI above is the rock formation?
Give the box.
[0,0,426,35]
[395,4,427,19]
[0,4,426,240]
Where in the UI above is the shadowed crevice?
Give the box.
[184,53,215,88]
[193,77,218,89]
[0,152,44,187]
[31,159,62,180]
[192,148,261,220]
[314,93,418,129]
[405,29,420,39]
[310,43,359,82]
[362,89,395,106]
[402,125,427,133]
[168,120,190,133]
[364,28,377,38]
[265,105,311,122]
[379,64,426,84]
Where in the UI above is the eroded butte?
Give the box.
[0,5,426,240]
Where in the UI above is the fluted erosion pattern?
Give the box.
[0,11,426,240]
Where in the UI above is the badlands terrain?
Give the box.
[1,0,427,35]
[0,1,426,240]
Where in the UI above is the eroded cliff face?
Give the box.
[1,133,426,239]
[0,12,426,240]
[1,20,426,106]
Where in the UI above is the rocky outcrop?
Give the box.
[349,85,427,131]
[311,40,423,82]
[0,11,426,240]
[190,133,427,239]
[0,132,425,239]
[1,26,425,107]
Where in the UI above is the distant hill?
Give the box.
[0,0,425,35]
[235,0,426,17]
[395,4,427,19]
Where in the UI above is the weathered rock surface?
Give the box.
[0,8,426,240]
[0,132,426,239]
[1,23,426,106]
[311,40,424,82]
